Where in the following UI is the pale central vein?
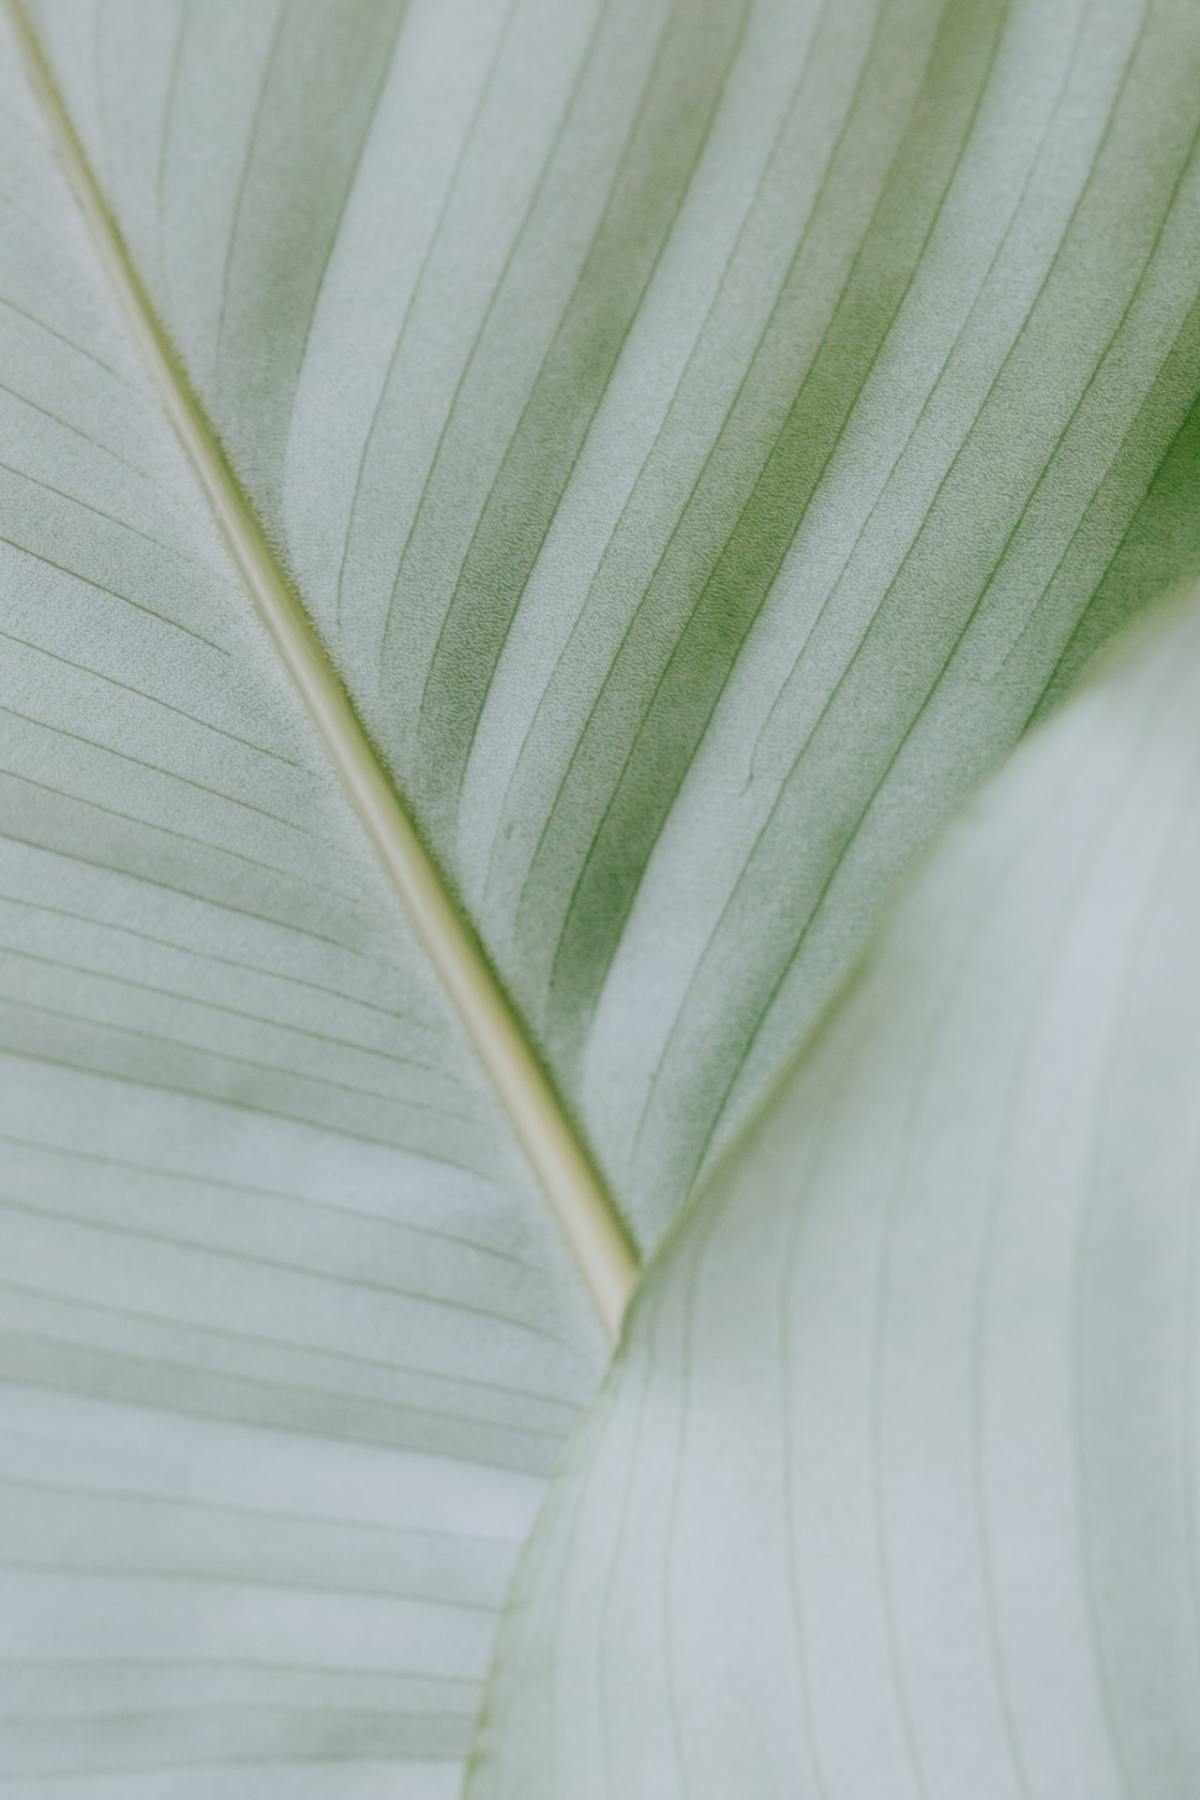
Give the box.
[4,0,637,1342]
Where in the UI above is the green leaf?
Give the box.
[0,16,612,1795]
[3,0,1200,1791]
[21,0,1200,1240]
[472,585,1200,1799]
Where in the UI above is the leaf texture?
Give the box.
[0,36,603,1796]
[22,0,1200,1244]
[4,0,1200,1792]
[472,586,1200,1799]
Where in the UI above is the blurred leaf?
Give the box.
[472,587,1200,1798]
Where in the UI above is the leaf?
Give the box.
[21,0,1200,1241]
[3,0,1200,1793]
[472,584,1200,1799]
[0,28,606,1798]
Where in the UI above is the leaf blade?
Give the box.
[0,26,603,1791]
[37,0,1200,1243]
[470,586,1200,1797]
[4,0,637,1339]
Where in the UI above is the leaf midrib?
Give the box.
[4,0,637,1342]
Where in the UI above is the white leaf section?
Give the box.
[472,588,1200,1798]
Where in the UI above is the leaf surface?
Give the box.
[23,0,1200,1237]
[3,0,1200,1792]
[473,586,1200,1799]
[0,33,604,1796]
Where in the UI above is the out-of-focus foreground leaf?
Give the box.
[472,587,1200,1799]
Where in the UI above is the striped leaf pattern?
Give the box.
[474,589,1200,1800]
[3,0,1200,1791]
[26,0,1200,1235]
[0,29,601,1796]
